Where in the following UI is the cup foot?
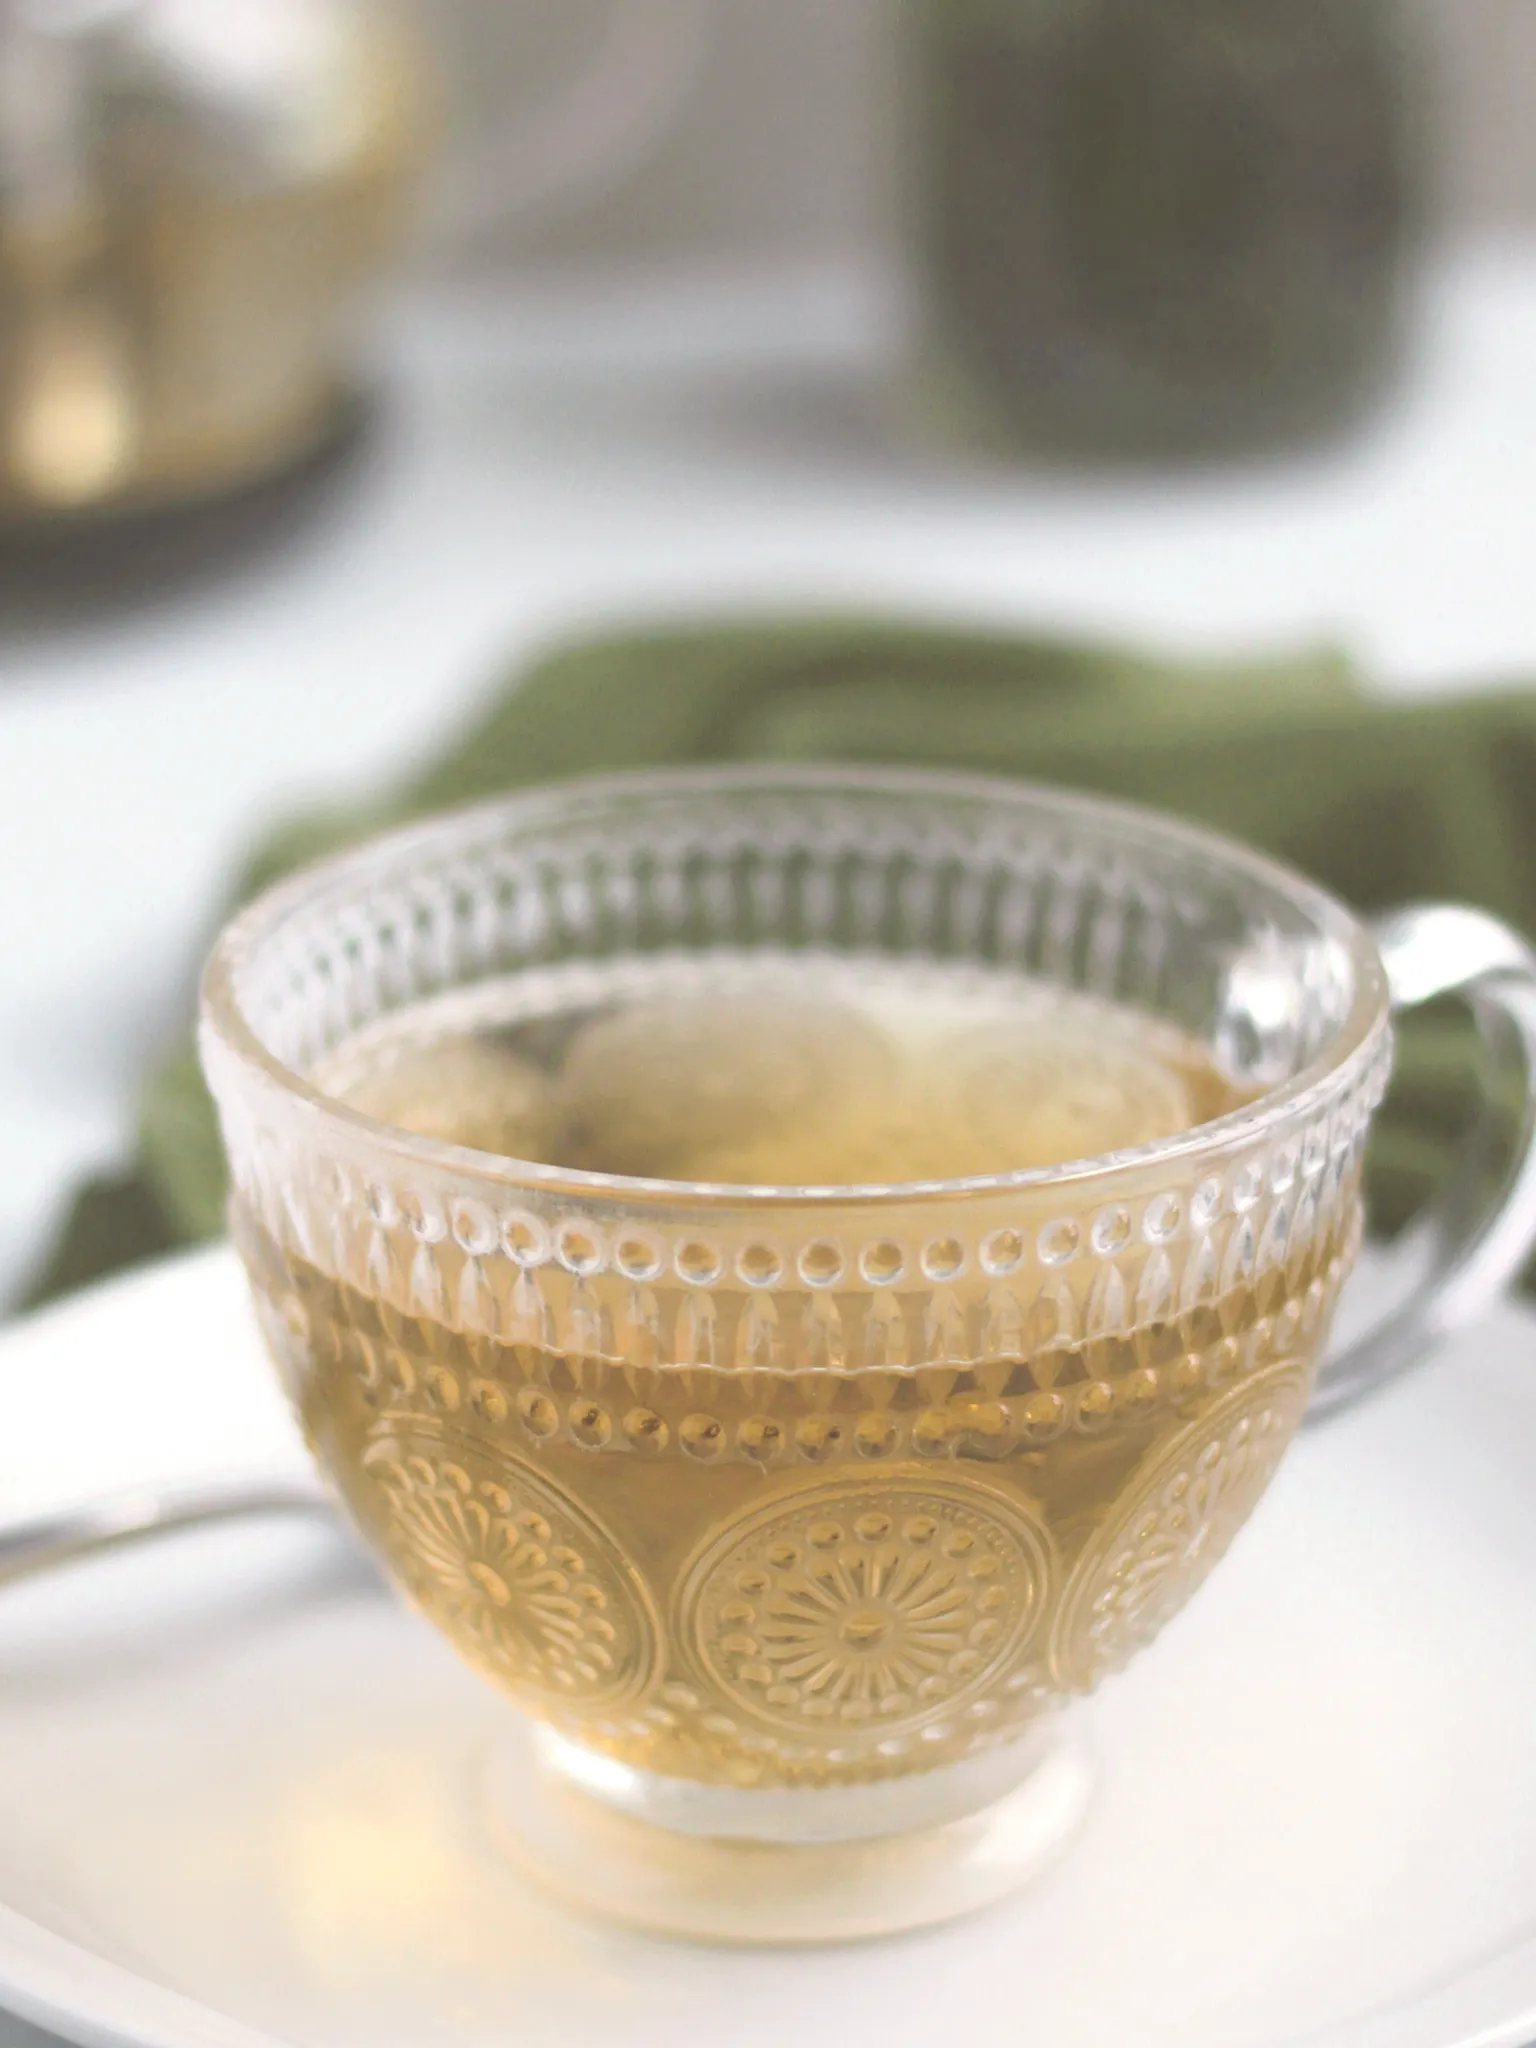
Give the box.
[483,1715,1093,1945]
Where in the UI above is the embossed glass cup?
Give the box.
[199,767,1536,1943]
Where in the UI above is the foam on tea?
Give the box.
[315,952,1246,1183]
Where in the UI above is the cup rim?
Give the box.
[199,764,1391,1213]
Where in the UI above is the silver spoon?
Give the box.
[0,1476,333,1589]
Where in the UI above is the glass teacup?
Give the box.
[199,768,1536,1942]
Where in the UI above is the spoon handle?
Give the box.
[0,1476,332,1589]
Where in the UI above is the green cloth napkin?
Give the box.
[20,616,1536,1311]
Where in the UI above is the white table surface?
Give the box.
[3,241,1536,1313]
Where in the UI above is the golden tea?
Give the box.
[235,950,1357,1791]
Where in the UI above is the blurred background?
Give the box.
[2,0,1536,1322]
[452,0,1536,266]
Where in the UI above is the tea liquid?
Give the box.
[237,952,1349,1786]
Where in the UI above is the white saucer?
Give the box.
[3,1248,1536,2048]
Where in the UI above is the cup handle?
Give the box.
[1311,905,1536,1421]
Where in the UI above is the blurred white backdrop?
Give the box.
[431,0,1536,274]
